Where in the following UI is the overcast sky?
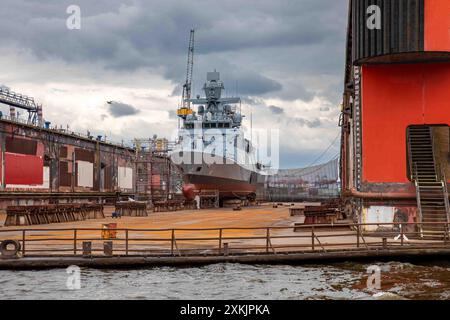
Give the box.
[0,0,347,168]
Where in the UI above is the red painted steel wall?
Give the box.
[4,153,44,185]
[362,62,450,183]
[425,0,450,52]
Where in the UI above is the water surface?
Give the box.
[0,261,449,300]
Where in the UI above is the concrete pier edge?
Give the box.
[1,248,449,269]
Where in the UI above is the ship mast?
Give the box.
[177,29,195,120]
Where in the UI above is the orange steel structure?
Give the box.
[340,0,450,228]
[362,63,450,183]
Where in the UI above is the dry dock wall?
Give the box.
[0,119,135,208]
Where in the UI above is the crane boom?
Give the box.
[183,29,195,109]
[177,30,195,119]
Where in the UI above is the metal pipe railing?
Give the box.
[1,222,449,258]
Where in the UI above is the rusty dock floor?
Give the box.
[0,204,449,269]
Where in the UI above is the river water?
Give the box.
[0,261,449,300]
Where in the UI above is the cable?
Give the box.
[303,132,340,168]
[296,153,340,177]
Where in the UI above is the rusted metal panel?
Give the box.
[362,205,417,231]
[4,153,43,185]
[59,161,71,187]
[5,136,37,155]
[0,119,135,197]
[74,148,94,163]
[104,166,112,190]
[59,146,68,158]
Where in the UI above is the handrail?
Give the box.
[407,129,413,181]
[413,163,424,236]
[1,222,449,258]
[2,221,450,232]
[441,167,450,228]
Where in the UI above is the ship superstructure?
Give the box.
[171,71,262,201]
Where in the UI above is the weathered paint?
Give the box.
[361,62,450,183]
[4,153,43,185]
[362,206,395,231]
[0,119,134,193]
[6,166,50,189]
[76,161,94,188]
[151,174,161,187]
[362,205,417,231]
[118,166,133,190]
[425,0,450,52]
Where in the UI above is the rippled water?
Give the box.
[0,262,449,300]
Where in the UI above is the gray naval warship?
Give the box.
[171,71,263,201]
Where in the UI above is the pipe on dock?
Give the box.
[344,188,416,200]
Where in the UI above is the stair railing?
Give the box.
[413,163,424,237]
[430,127,439,181]
[407,129,414,181]
[439,165,450,228]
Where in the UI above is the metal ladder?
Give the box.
[408,126,450,236]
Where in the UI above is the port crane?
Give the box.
[0,86,43,126]
[177,29,195,119]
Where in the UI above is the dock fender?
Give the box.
[0,240,21,257]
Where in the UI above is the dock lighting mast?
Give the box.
[177,29,195,119]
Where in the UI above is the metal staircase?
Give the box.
[408,126,450,236]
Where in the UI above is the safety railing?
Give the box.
[0,222,449,258]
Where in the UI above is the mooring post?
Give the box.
[400,224,404,246]
[356,224,360,248]
[223,242,229,256]
[171,229,175,256]
[311,226,315,251]
[73,229,77,255]
[218,229,222,255]
[266,228,270,253]
[125,229,129,256]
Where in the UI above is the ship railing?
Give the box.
[0,221,449,257]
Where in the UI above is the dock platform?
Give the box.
[0,204,448,269]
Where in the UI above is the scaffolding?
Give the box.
[134,138,183,204]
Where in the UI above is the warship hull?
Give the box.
[177,152,259,200]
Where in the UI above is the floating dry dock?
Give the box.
[0,205,449,269]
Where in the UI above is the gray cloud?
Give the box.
[269,105,284,115]
[107,101,140,118]
[0,0,348,168]
[291,117,322,128]
[0,0,346,103]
